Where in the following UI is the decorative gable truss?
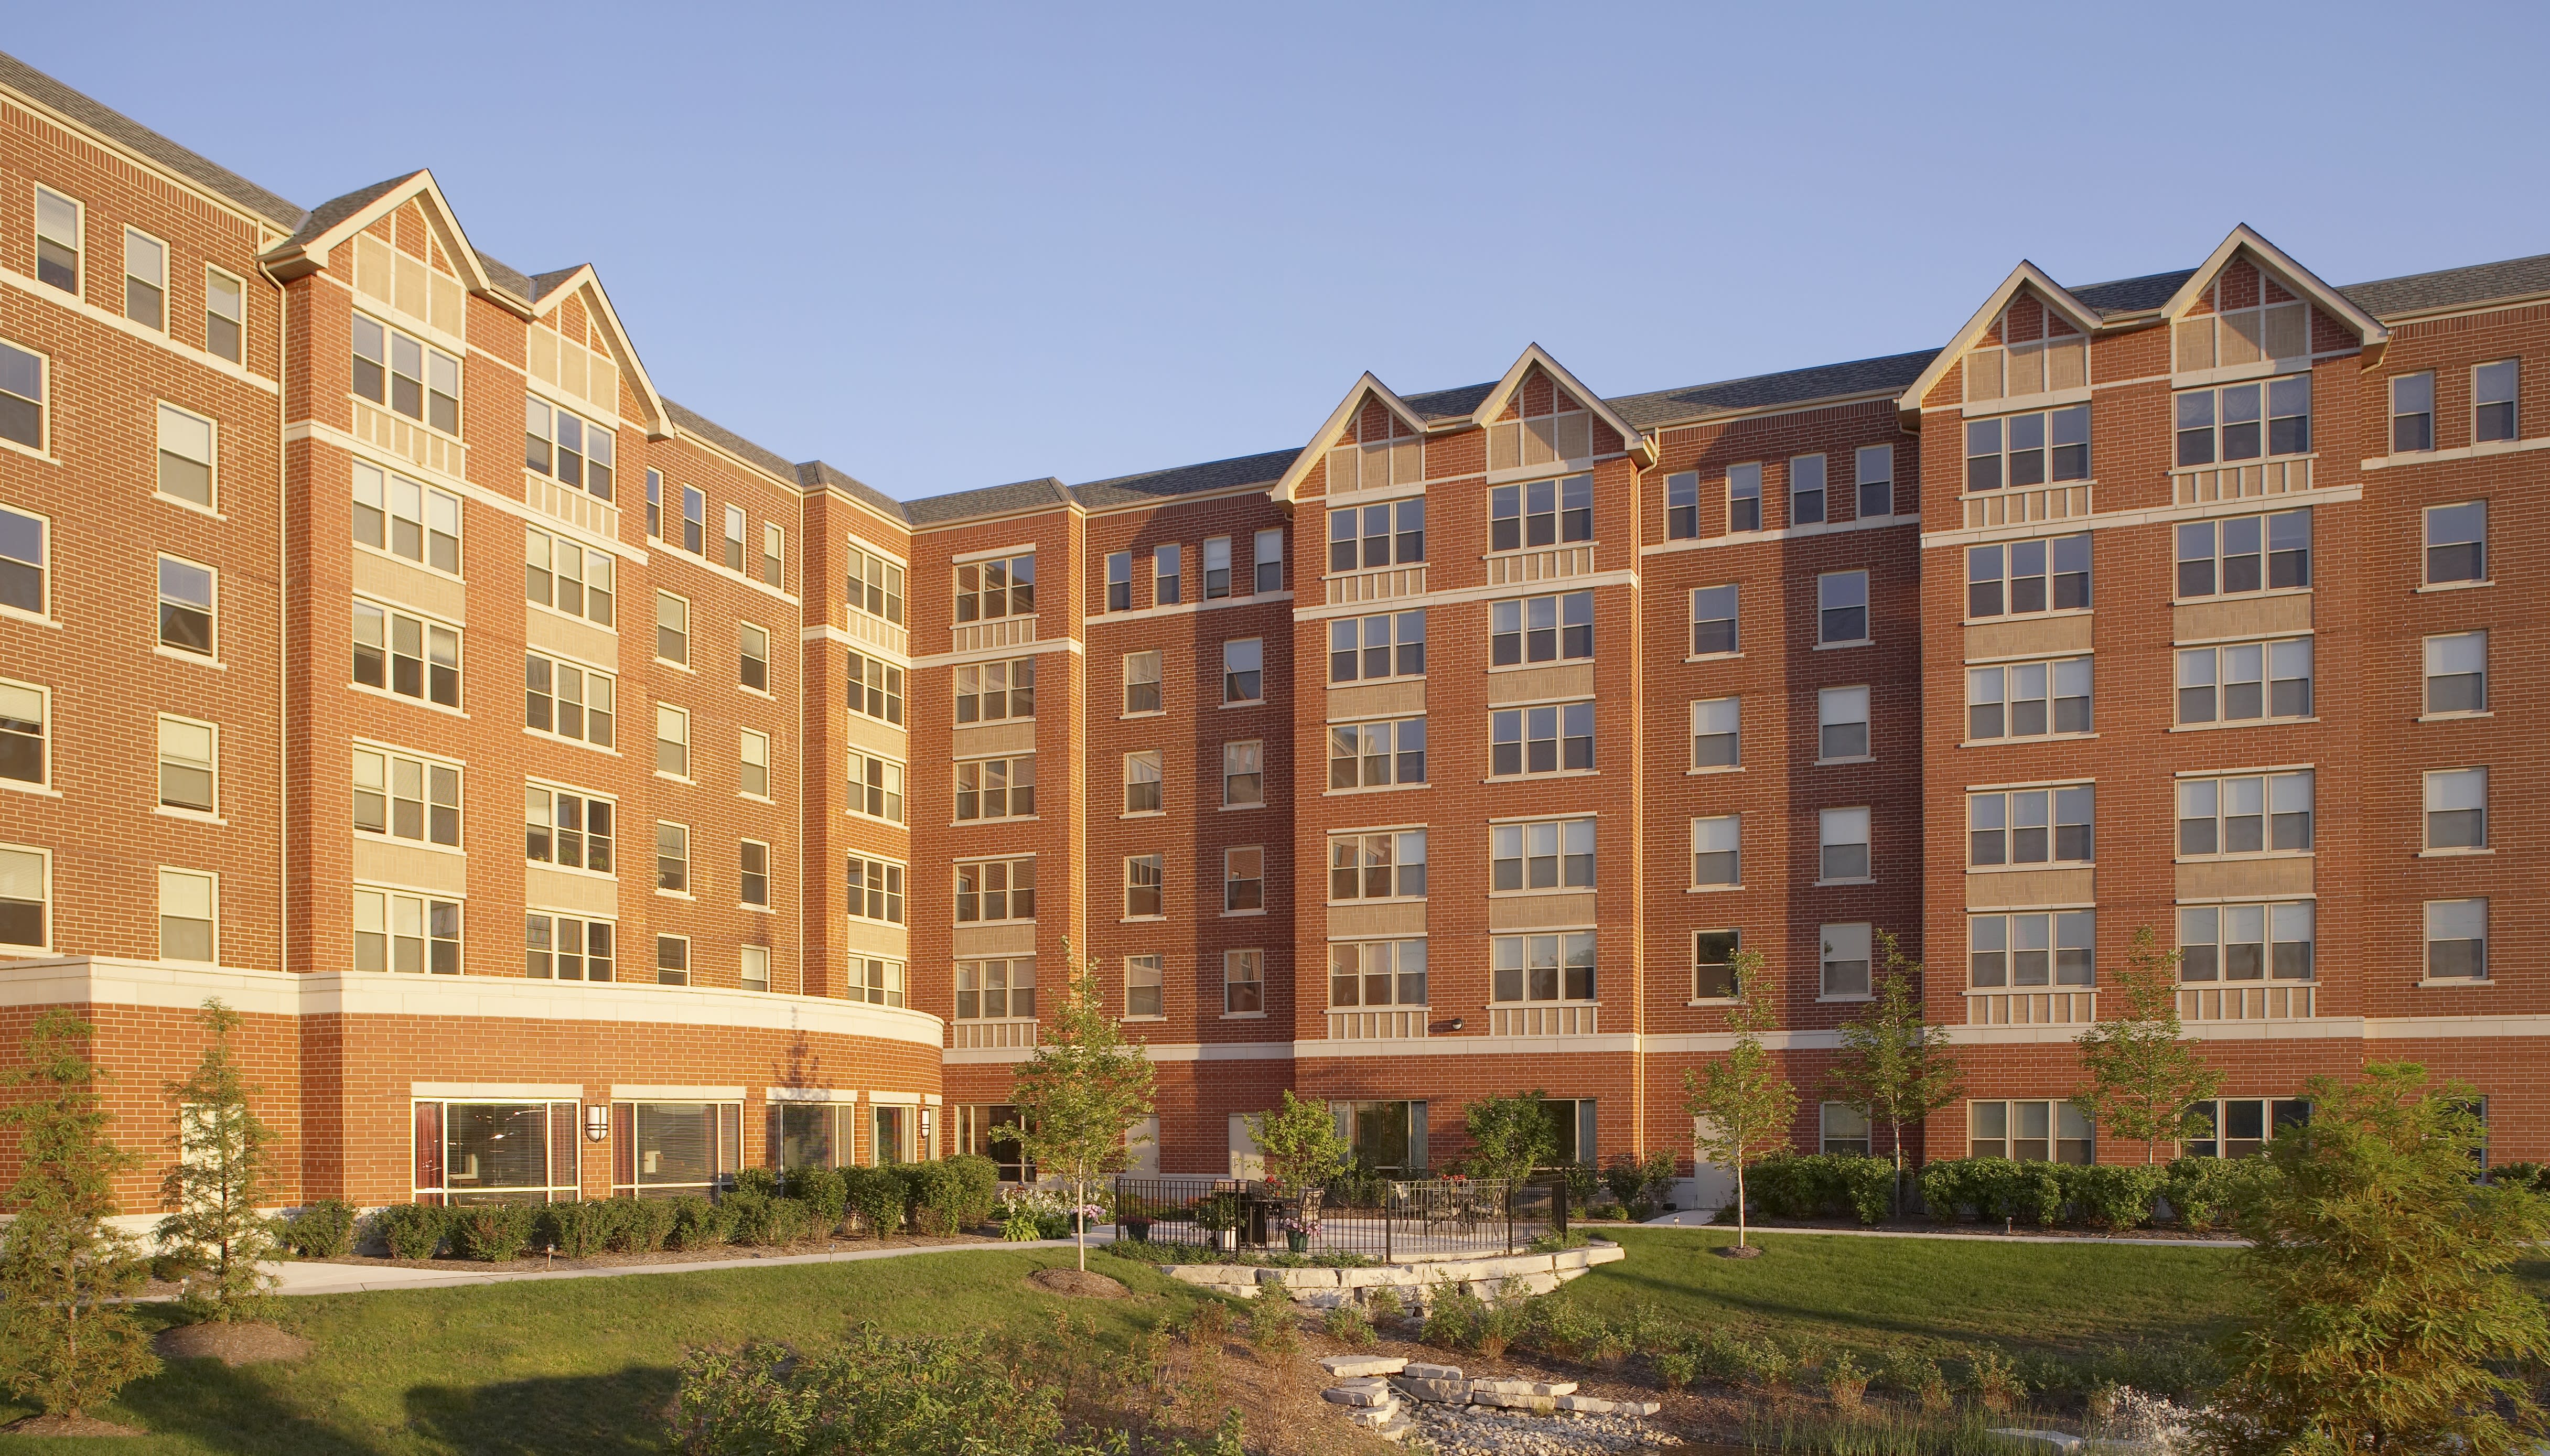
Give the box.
[1962,291,2091,403]
[1471,346,1652,473]
[1327,393,1425,494]
[526,266,672,440]
[2161,227,2386,376]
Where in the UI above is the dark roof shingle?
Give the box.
[2067,268,2197,316]
[1606,349,1939,431]
[0,49,304,231]
[906,478,1074,526]
[798,461,909,522]
[1070,448,1299,511]
[2342,252,2550,319]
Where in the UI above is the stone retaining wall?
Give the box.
[1160,1240,1623,1307]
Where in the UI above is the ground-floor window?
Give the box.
[1968,1099,2092,1164]
[2184,1097,2309,1159]
[1821,1102,1870,1156]
[870,1104,933,1164]
[1537,1097,1596,1167]
[611,1100,742,1197]
[956,1103,1031,1181]
[411,1099,580,1205]
[1331,1099,1426,1175]
[770,1101,845,1169]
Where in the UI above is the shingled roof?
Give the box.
[2068,268,2198,316]
[0,49,303,232]
[2343,252,2550,319]
[797,461,909,522]
[1072,448,1299,512]
[1608,349,1939,431]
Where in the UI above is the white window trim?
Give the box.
[154,400,220,516]
[0,500,54,623]
[154,710,221,822]
[157,865,218,966]
[1,677,55,796]
[0,840,51,952]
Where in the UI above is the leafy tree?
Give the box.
[2209,1061,2550,1456]
[156,998,280,1321]
[1245,1090,1349,1193]
[2072,927,2222,1163]
[1681,954,1798,1250]
[1009,941,1156,1271]
[0,1009,160,1418]
[1826,931,1964,1213]
[1460,1091,1556,1185]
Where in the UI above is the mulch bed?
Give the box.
[155,1320,313,1366]
[1029,1268,1128,1299]
[1,1413,150,1438]
[308,1230,1003,1274]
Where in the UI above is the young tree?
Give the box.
[156,998,279,1320]
[0,1009,160,1419]
[1460,1091,1556,1185]
[1009,942,1157,1272]
[1825,931,1964,1214]
[2209,1061,2550,1456]
[2072,926,2222,1163]
[1681,954,1799,1252]
[1245,1090,1349,1193]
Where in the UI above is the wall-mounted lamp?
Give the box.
[584,1104,610,1144]
[1447,1018,1465,1032]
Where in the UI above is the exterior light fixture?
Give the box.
[584,1104,609,1143]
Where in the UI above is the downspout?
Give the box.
[257,249,289,981]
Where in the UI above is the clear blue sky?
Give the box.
[18,4,2549,500]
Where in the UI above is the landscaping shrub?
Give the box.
[1915,1159,1970,1223]
[541,1199,618,1258]
[282,1199,357,1259]
[2159,1155,2242,1231]
[1323,1302,1374,1348]
[376,1202,450,1260]
[939,1154,1003,1226]
[664,1195,735,1250]
[1825,1349,1870,1410]
[725,1191,809,1248]
[1245,1282,1299,1361]
[1423,1281,1484,1351]
[1533,1297,1597,1360]
[2489,1160,2549,1194]
[786,1166,848,1232]
[2088,1338,2221,1400]
[1654,1349,1698,1392]
[1364,1285,1403,1321]
[1963,1345,2027,1412]
[1748,1155,1823,1218]
[2062,1163,2165,1231]
[449,1201,540,1262]
[728,1166,783,1198]
[612,1196,680,1253]
[1744,1153,1895,1225]
[843,1166,906,1237]
[895,1160,974,1235]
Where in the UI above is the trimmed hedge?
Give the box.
[450,1202,541,1261]
[1910,1155,2251,1229]
[725,1191,810,1247]
[376,1202,450,1259]
[1745,1154,1898,1226]
[282,1199,358,1259]
[665,1195,736,1250]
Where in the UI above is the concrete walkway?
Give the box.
[1636,1210,2244,1248]
[262,1229,1123,1296]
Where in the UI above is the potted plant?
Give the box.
[1277,1212,1320,1254]
[1195,1191,1243,1252]
[1122,1213,1153,1242]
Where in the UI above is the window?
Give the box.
[954,858,1033,922]
[1819,807,1871,881]
[1104,551,1131,612]
[523,397,612,497]
[956,554,1035,622]
[2425,631,2487,715]
[847,856,907,923]
[954,658,1032,722]
[202,268,243,362]
[2184,1098,2309,1160]
[151,714,215,813]
[2177,510,2310,597]
[1968,305,2090,401]
[954,959,1035,1019]
[1125,955,1164,1018]
[1965,406,2090,491]
[1790,454,1826,525]
[608,1099,743,1194]
[1495,816,1595,891]
[34,188,78,294]
[2174,376,2311,468]
[1327,416,1424,491]
[1328,717,1425,789]
[1,682,44,786]
[124,228,165,329]
[2178,903,2314,983]
[1223,741,1263,807]
[1124,751,1161,813]
[159,867,214,962]
[1969,1101,2092,1164]
[352,464,467,580]
[722,506,746,573]
[351,317,459,435]
[1328,610,1426,682]
[1664,472,1698,540]
[740,841,770,908]
[156,404,214,507]
[1822,1103,1871,1157]
[353,600,459,705]
[1967,657,2092,740]
[1691,697,1739,769]
[1491,590,1593,665]
[742,946,771,989]
[1727,463,1762,533]
[524,652,615,746]
[681,487,704,553]
[352,747,460,846]
[2391,372,2435,454]
[1123,855,1163,918]
[758,523,784,589]
[848,750,903,821]
[1331,940,1427,1008]
[1203,537,1232,598]
[1817,571,1869,645]
[0,845,46,948]
[654,704,690,778]
[2426,899,2488,980]
[1490,474,1592,551]
[528,918,622,984]
[846,650,905,725]
[0,341,43,450]
[159,556,216,657]
[1966,535,2089,617]
[1,503,44,613]
[524,785,613,872]
[655,935,690,986]
[1691,585,1738,656]
[1224,950,1264,1016]
[1969,786,2095,867]
[1691,815,1739,887]
[2474,360,2518,443]
[1968,911,2096,989]
[1124,651,1163,714]
[1253,527,1283,594]
[1223,639,1263,703]
[419,1099,584,1203]
[852,956,903,1006]
[2175,639,2312,725]
[1223,847,1264,912]
[353,887,459,974]
[2177,772,2312,856]
[645,469,662,541]
[1817,922,1873,998]
[655,822,689,893]
[1855,445,1894,519]
[1329,830,1426,902]
[846,547,906,624]
[1492,931,1593,1004]
[1694,930,1741,1000]
[735,623,771,692]
[1330,498,1426,570]
[2425,768,2487,850]
[1154,545,1181,605]
[1818,686,1869,761]
[655,591,689,665]
[2424,502,2486,585]
[955,756,1036,821]
[1492,702,1593,776]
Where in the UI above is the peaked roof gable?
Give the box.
[526,264,672,439]
[261,169,493,294]
[1467,345,1657,467]
[1271,373,1434,503]
[2160,224,2387,346]
[1895,262,2104,410]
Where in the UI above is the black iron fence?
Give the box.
[1112,1173,1566,1260]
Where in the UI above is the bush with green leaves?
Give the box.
[1655,1348,1699,1392]
[1323,1303,1374,1347]
[843,1166,906,1237]
[664,1195,735,1250]
[785,1166,849,1232]
[1423,1281,1485,1351]
[1743,1153,1896,1225]
[2062,1163,2165,1231]
[282,1199,358,1259]
[937,1154,1003,1226]
[376,1202,450,1259]
[540,1200,619,1258]
[729,1166,784,1198]
[449,1201,540,1261]
[1533,1298,1598,1360]
[2159,1155,2244,1231]
[1245,1281,1300,1360]
[2489,1160,2550,1194]
[895,1160,976,1235]
[725,1191,809,1248]
[1918,1158,2068,1225]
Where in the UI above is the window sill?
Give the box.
[1483,770,1599,784]
[739,683,775,701]
[1684,652,1745,665]
[2168,718,2318,734]
[0,607,61,629]
[1817,994,1876,1004]
[1487,999,1599,1012]
[656,888,696,902]
[1688,764,1742,776]
[1323,782,1429,797]
[1489,888,1597,899]
[1487,660,1593,675]
[2417,977,2493,988]
[1221,908,1267,919]
[2171,586,2312,609]
[1219,803,1267,813]
[1813,877,1875,888]
[2417,711,2493,724]
[1960,733,2097,749]
[2170,851,2312,866]
[1120,915,1167,924]
[1221,1011,1267,1020]
[845,811,907,828]
[1123,1015,1167,1023]
[654,770,696,785]
[951,817,1041,828]
[1963,608,2092,628]
[0,434,62,466]
[153,493,225,521]
[351,683,468,717]
[1686,997,1744,1007]
[1327,897,1426,909]
[1814,755,1874,768]
[1972,860,2097,873]
[522,726,618,755]
[1120,810,1166,819]
[1219,699,1264,710]
[2417,846,2493,858]
[154,805,226,825]
[160,646,225,670]
[1813,639,1874,652]
[1,779,63,799]
[1121,709,1169,720]
[656,658,695,674]
[2415,579,2492,594]
[1687,883,1743,893]
[1329,675,1425,691]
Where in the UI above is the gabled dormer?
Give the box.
[1897,263,2103,415]
[2160,225,2385,385]
[524,265,672,441]
[1469,346,1653,474]
[1273,373,1430,503]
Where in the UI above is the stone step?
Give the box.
[1554,1394,1663,1416]
[1402,1362,1464,1380]
[1391,1375,1470,1404]
[1471,1376,1576,1397]
[1321,1381,1395,1409]
[1346,1396,1404,1429]
[1469,1390,1558,1412]
[1319,1354,1407,1378]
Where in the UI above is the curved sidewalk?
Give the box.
[262,1229,1123,1297]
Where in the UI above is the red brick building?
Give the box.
[2,51,2544,1213]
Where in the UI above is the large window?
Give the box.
[954,756,1036,822]
[955,658,1033,722]
[955,554,1034,622]
[354,887,459,974]
[2426,899,2488,980]
[2175,376,2311,467]
[1492,932,1593,1004]
[2177,903,2314,982]
[1493,817,1594,891]
[1490,474,1591,551]
[2424,768,2486,851]
[1969,1101,2092,1164]
[353,746,459,847]
[1124,650,1163,714]
[0,844,47,950]
[844,547,905,627]
[1692,697,1739,769]
[1491,590,1592,665]
[1967,657,2092,739]
[1222,639,1262,704]
[2424,631,2487,715]
[847,856,907,924]
[2177,510,2309,597]
[1818,807,1871,881]
[1694,930,1741,1000]
[1691,585,1737,656]
[1329,830,1426,901]
[1328,717,1425,788]
[2184,1098,2309,1160]
[847,650,904,725]
[1969,911,2095,988]
[2178,772,2311,856]
[2474,360,2519,443]
[955,858,1034,922]
[1966,406,2089,492]
[1224,950,1264,1016]
[1123,750,1162,813]
[0,341,45,451]
[160,556,217,657]
[1222,741,1264,807]
[2391,373,2435,454]
[2423,502,2486,585]
[524,397,612,497]
[525,913,615,980]
[347,315,457,436]
[1330,498,1425,571]
[609,1101,741,1198]
[414,1101,581,1205]
[525,652,615,746]
[954,959,1035,1019]
[1336,1100,1426,1177]
[525,785,613,872]
[956,1104,1032,1180]
[1966,535,2089,617]
[848,750,902,822]
[156,404,214,508]
[1123,855,1163,918]
[1331,940,1426,1008]
[1,503,45,614]
[1329,610,1425,682]
[1968,786,2093,867]
[524,527,610,623]
[353,599,458,705]
[1491,702,1593,776]
[1223,847,1264,912]
[2176,639,2312,725]
[1822,1104,1871,1157]
[1817,571,1868,645]
[854,957,905,1007]
[772,1103,842,1170]
[1692,815,1740,888]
